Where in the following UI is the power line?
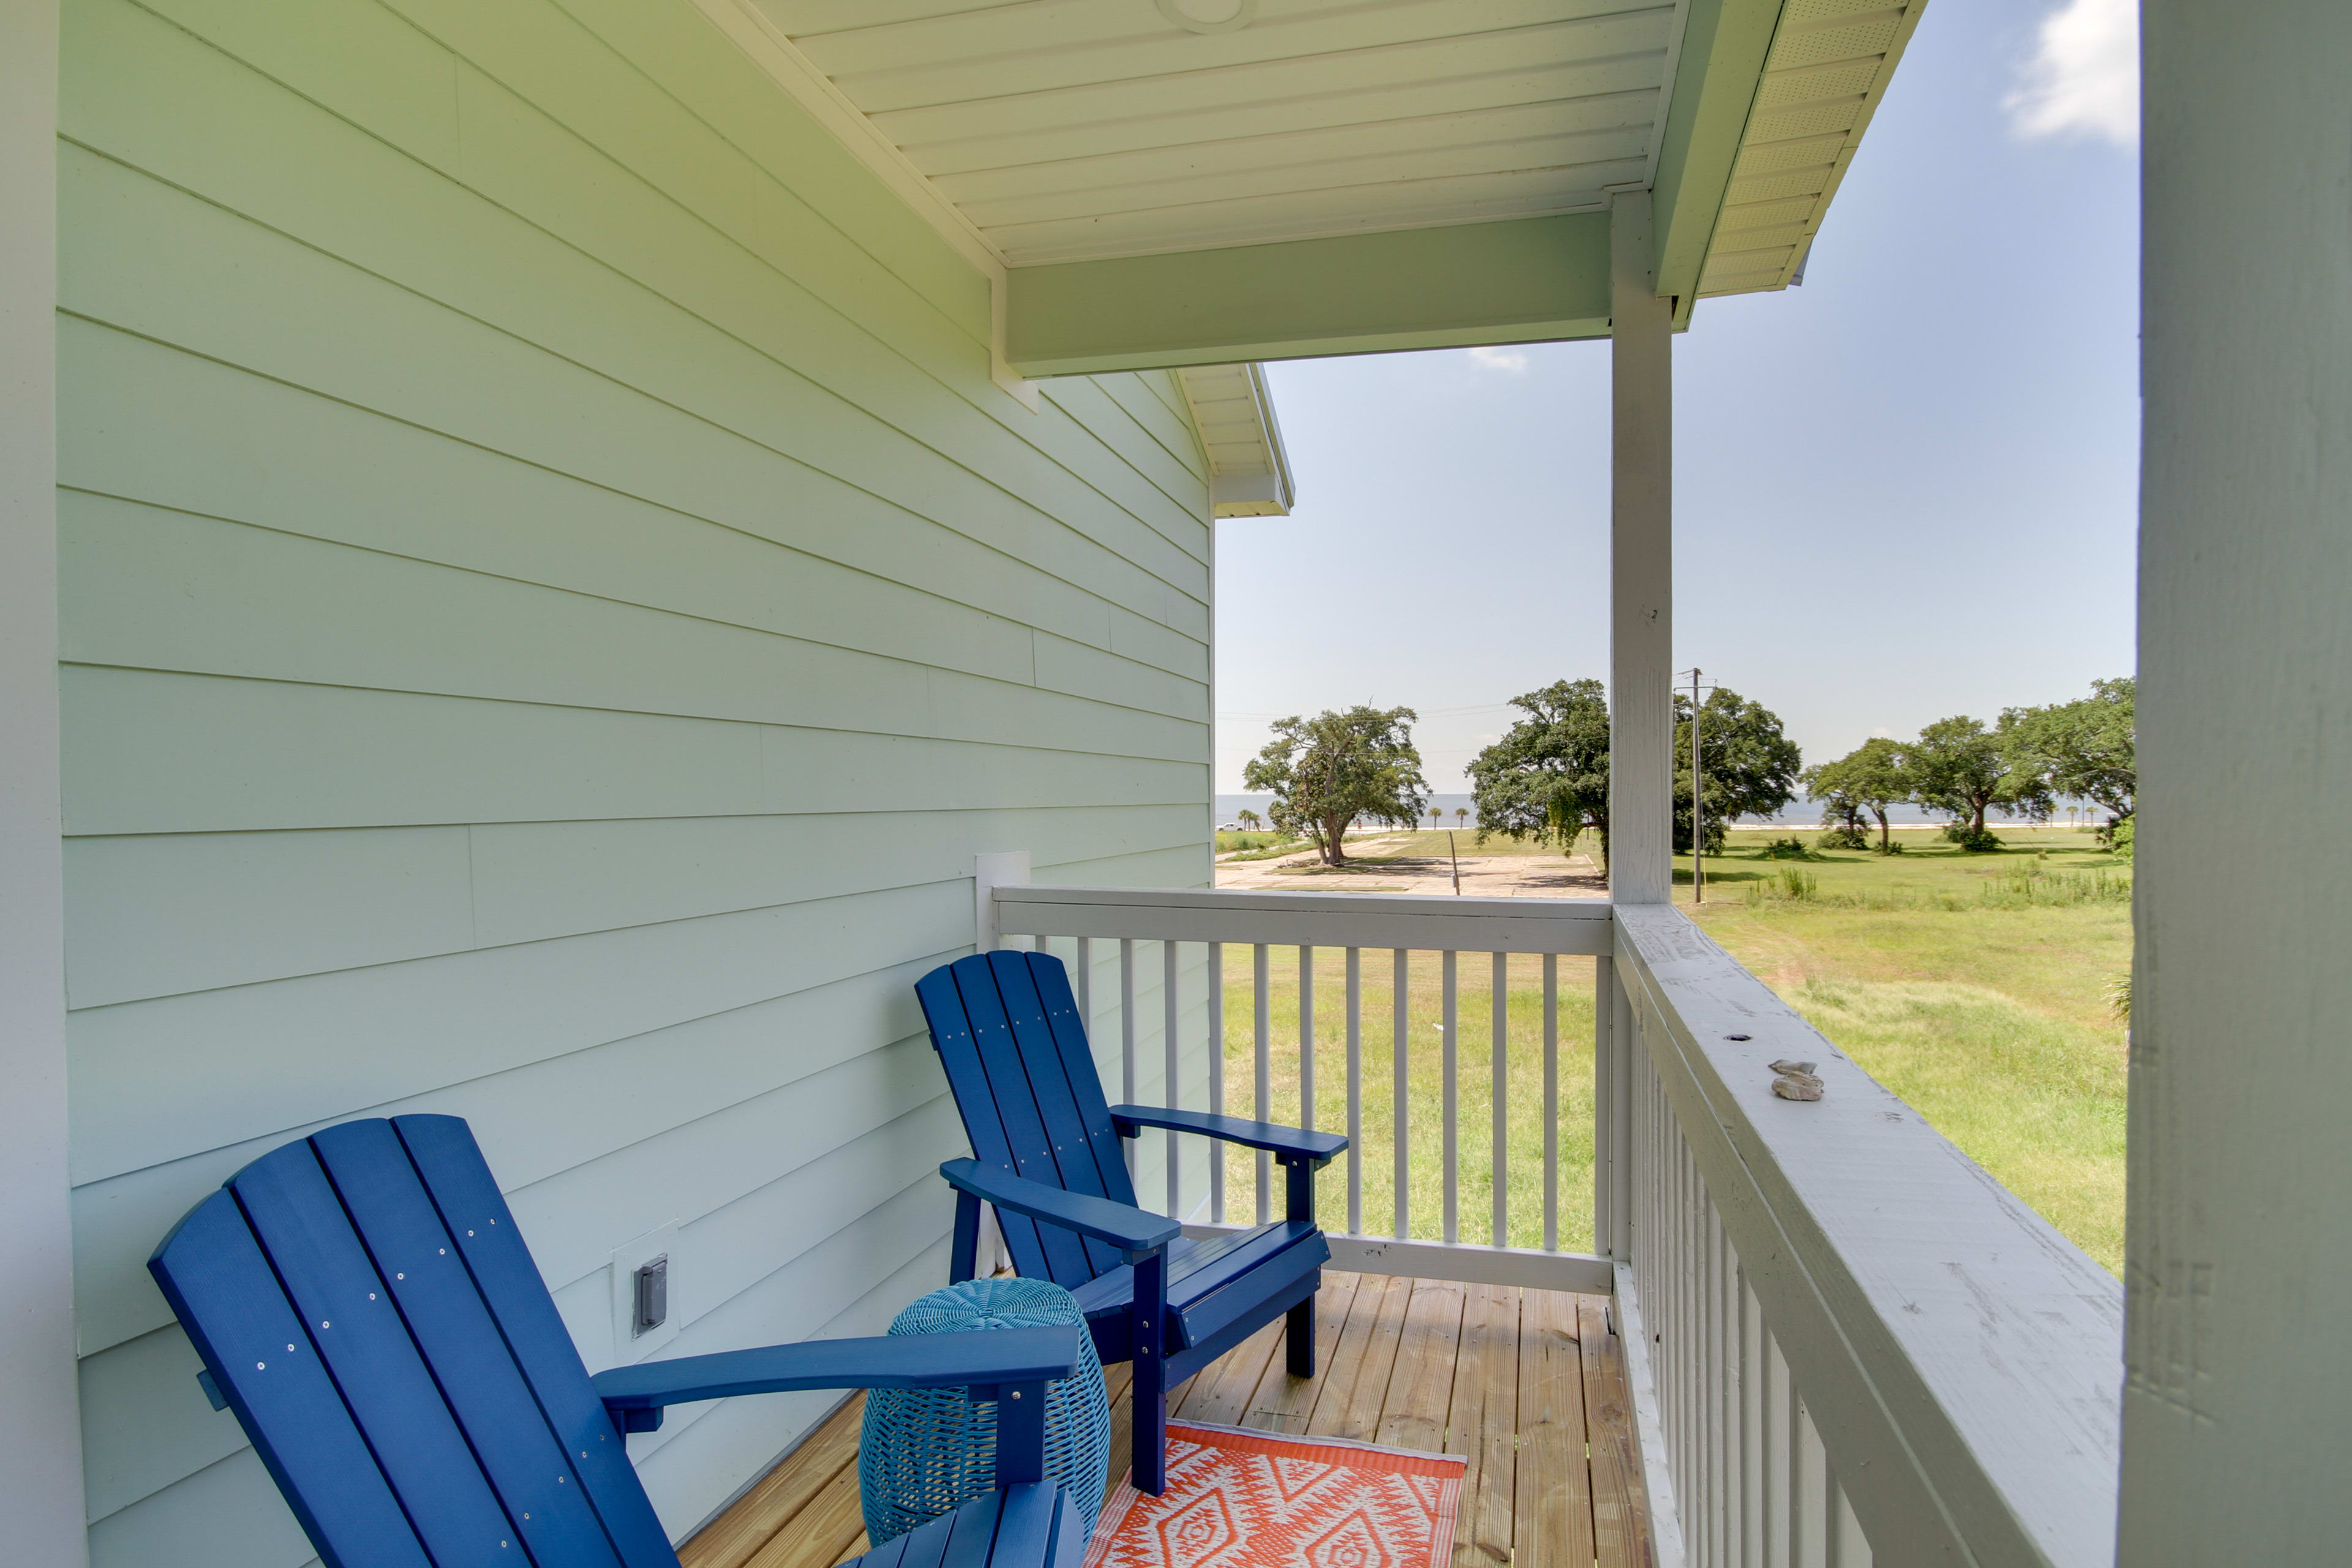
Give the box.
[1217,700,1523,721]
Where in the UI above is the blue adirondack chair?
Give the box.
[148,1114,1091,1568]
[916,950,1348,1495]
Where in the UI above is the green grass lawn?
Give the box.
[1214,827,1411,860]
[1214,829,1307,858]
[1212,821,2130,1273]
[1214,946,1601,1253]
[1691,824,2130,1273]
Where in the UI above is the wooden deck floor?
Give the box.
[680,1271,1653,1568]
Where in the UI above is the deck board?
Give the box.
[1580,1297,1652,1568]
[1170,1316,1281,1425]
[682,1272,1651,1567]
[1244,1270,1357,1434]
[1450,1282,1521,1567]
[1516,1287,1597,1568]
[1313,1270,1411,1442]
[1379,1276,1467,1455]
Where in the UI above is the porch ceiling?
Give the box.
[742,0,1679,266]
[693,0,1925,373]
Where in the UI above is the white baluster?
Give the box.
[1442,949,1458,1245]
[1544,952,1559,1253]
[1164,938,1180,1218]
[1392,948,1409,1240]
[1254,943,1270,1225]
[1299,947,1315,1153]
[1120,938,1136,1183]
[1492,950,1508,1248]
[1208,941,1224,1224]
[1345,947,1362,1236]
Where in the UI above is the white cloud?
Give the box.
[1466,344,1529,372]
[2006,0,2138,145]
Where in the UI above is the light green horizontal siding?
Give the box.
[65,806,1204,1008]
[61,0,1212,620]
[64,669,1205,834]
[61,323,1201,673]
[62,496,1207,742]
[58,0,1215,1553]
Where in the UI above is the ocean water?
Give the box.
[1213,794,2103,830]
[1217,793,1479,828]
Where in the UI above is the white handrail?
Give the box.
[993,883,1613,953]
[1612,903,2122,1568]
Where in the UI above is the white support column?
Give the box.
[973,850,1031,952]
[2123,2,2352,1559]
[0,2,88,1562]
[1609,190,1674,905]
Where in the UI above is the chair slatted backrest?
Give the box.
[149,1115,676,1568]
[916,952,1135,1287]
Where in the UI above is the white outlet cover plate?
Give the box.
[611,1220,682,1361]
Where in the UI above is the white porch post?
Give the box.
[1609,190,1673,904]
[2123,1,2352,1559]
[1,1,89,1563]
[973,849,1031,952]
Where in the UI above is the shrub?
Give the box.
[1943,823,2005,853]
[1875,840,1906,854]
[1777,868,1820,900]
[2109,818,2134,860]
[1985,864,2132,907]
[1815,827,1871,851]
[1760,836,1813,859]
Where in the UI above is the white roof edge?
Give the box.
[1175,363,1295,519]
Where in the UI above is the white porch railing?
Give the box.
[990,883,2123,1568]
[994,883,1618,1293]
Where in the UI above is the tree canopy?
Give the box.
[1999,677,2135,822]
[1803,737,1913,851]
[1242,705,1429,866]
[1466,679,1613,863]
[1674,687,1801,853]
[1910,715,2050,834]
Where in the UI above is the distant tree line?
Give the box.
[1806,678,2135,852]
[1240,676,2135,868]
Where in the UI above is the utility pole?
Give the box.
[1679,668,1718,903]
[1691,668,1704,904]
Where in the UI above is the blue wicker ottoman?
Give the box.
[858,1278,1111,1547]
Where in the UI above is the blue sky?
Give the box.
[1214,0,2141,793]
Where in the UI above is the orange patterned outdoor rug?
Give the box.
[1082,1422,1465,1568]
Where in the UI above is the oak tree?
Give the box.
[1999,677,2135,825]
[1804,737,1913,851]
[1674,687,1803,853]
[1911,715,2050,835]
[1243,706,1430,867]
[1466,680,1613,865]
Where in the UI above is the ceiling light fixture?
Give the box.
[1156,0,1257,35]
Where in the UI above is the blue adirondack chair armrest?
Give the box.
[592,1323,1085,1438]
[939,1157,1180,1261]
[1110,1106,1348,1167]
